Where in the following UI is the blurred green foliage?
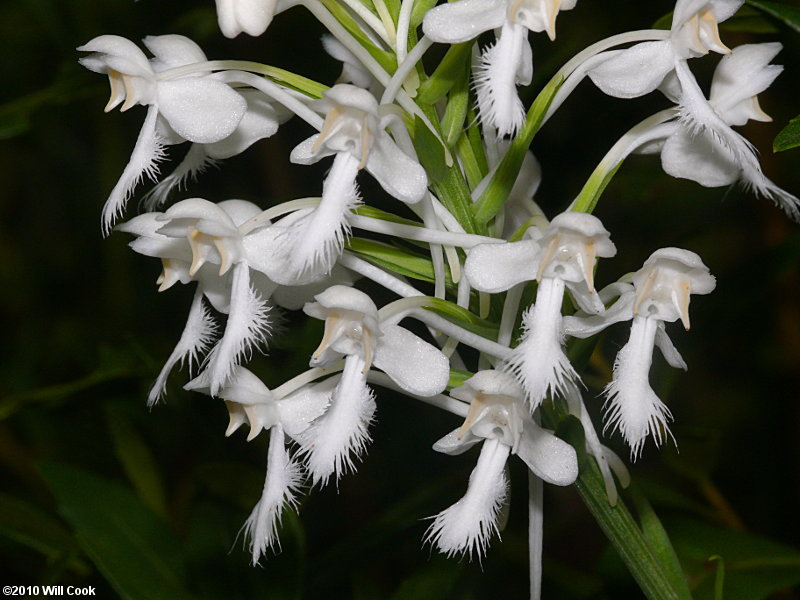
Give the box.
[1,0,800,598]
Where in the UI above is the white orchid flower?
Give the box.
[465,212,616,407]
[296,286,450,485]
[589,0,742,99]
[656,44,798,218]
[426,371,578,557]
[185,366,329,563]
[285,84,428,278]
[215,0,279,38]
[78,35,249,232]
[423,0,577,136]
[564,248,715,457]
[118,198,351,402]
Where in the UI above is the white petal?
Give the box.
[432,428,483,456]
[271,265,355,311]
[589,42,675,99]
[277,378,335,438]
[474,23,529,137]
[464,239,539,293]
[243,426,302,564]
[366,135,428,204]
[710,43,782,125]
[296,355,375,486]
[205,90,291,159]
[373,324,450,396]
[505,278,577,407]
[205,263,271,395]
[515,420,578,486]
[142,34,207,71]
[142,144,216,210]
[158,79,247,144]
[149,290,217,405]
[654,322,687,370]
[604,316,673,459]
[661,127,739,187]
[286,152,361,275]
[102,105,165,234]
[425,439,509,558]
[77,35,153,76]
[421,0,505,43]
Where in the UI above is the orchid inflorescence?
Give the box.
[80,0,797,596]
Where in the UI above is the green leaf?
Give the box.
[746,0,800,32]
[708,556,725,600]
[552,416,692,600]
[39,462,197,600]
[721,6,779,32]
[105,406,168,518]
[630,485,693,600]
[416,43,472,105]
[409,0,438,27]
[422,297,499,338]
[354,205,424,227]
[774,114,800,152]
[441,61,470,147]
[194,461,264,510]
[653,11,673,29]
[390,560,463,599]
[571,160,623,214]
[346,238,441,284]
[664,515,800,600]
[447,368,474,390]
[412,115,449,184]
[0,493,88,573]
[317,0,397,72]
[262,66,328,99]
[472,74,564,225]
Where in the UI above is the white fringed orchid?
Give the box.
[118,198,349,401]
[423,0,577,136]
[655,43,799,218]
[589,0,742,99]
[215,0,279,38]
[296,286,450,485]
[465,212,616,407]
[427,371,578,557]
[185,366,329,563]
[287,84,428,276]
[78,35,249,232]
[564,248,715,457]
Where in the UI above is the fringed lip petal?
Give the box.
[243,425,302,565]
[516,420,578,486]
[297,355,376,486]
[464,239,540,293]
[426,439,510,558]
[604,316,674,459]
[373,324,450,397]
[422,0,506,43]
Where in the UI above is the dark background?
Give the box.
[1,1,799,598]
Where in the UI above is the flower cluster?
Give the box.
[80,0,795,596]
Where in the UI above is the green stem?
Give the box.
[574,456,691,600]
[471,74,564,225]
